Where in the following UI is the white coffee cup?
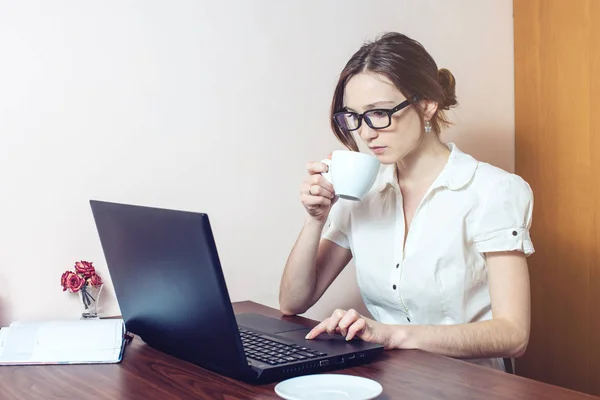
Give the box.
[321,150,381,201]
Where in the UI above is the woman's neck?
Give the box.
[395,134,451,188]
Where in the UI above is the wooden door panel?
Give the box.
[590,0,600,395]
[514,0,600,395]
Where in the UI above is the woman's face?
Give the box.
[343,72,424,164]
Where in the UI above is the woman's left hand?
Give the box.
[305,308,395,349]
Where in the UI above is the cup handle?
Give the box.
[321,158,332,183]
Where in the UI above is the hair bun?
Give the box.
[438,68,457,110]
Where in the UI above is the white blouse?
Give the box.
[322,142,534,371]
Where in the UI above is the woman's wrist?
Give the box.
[387,323,413,350]
[304,215,327,229]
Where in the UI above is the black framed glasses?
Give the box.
[333,96,418,131]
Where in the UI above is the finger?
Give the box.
[345,318,367,341]
[309,174,334,194]
[326,309,346,335]
[301,194,332,208]
[305,309,346,339]
[306,161,328,174]
[338,309,360,337]
[307,183,334,199]
[305,318,330,339]
[300,182,311,196]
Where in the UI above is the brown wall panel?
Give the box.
[514,0,600,395]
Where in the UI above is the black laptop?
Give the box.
[89,200,383,384]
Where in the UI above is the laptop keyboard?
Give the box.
[239,328,327,365]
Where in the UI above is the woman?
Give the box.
[278,32,534,371]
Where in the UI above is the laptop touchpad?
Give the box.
[235,313,309,334]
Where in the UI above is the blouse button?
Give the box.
[407,317,411,322]
[392,284,397,290]
[396,263,399,268]
[512,230,518,236]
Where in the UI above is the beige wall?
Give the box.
[0,0,515,324]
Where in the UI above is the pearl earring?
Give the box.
[424,120,432,133]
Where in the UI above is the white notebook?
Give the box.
[0,319,126,365]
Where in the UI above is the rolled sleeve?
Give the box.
[473,175,535,256]
[322,199,351,249]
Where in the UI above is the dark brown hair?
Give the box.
[330,32,458,151]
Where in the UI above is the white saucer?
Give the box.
[274,373,383,400]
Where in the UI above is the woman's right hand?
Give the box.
[300,158,336,222]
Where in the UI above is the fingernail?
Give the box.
[305,333,310,339]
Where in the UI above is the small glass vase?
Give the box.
[79,284,103,319]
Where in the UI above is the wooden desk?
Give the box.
[1,301,598,400]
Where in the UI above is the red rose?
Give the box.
[67,272,85,293]
[74,261,95,278]
[87,273,103,286]
[60,271,71,291]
